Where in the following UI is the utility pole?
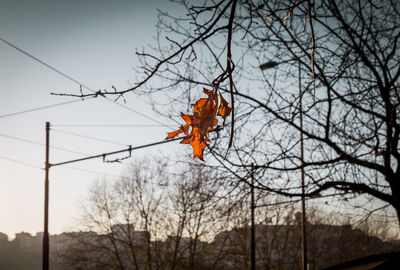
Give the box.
[43,122,50,270]
[299,62,308,270]
[250,164,255,270]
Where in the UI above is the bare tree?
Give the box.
[57,159,400,269]
[56,0,400,224]
[55,0,400,224]
[207,201,399,270]
[61,159,166,269]
[155,164,224,270]
[60,160,230,270]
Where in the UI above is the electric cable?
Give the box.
[0,132,88,156]
[52,128,129,147]
[53,124,168,128]
[57,165,122,178]
[58,162,182,178]
[0,99,82,119]
[0,36,170,127]
[0,154,42,169]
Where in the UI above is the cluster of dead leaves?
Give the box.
[166,88,232,161]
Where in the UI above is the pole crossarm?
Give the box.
[50,136,184,167]
[49,126,221,167]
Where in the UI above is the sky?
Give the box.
[0,0,182,239]
[1,0,397,242]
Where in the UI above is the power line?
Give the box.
[53,124,169,128]
[56,156,183,177]
[0,132,88,156]
[52,128,129,147]
[0,99,82,119]
[59,163,182,178]
[0,154,42,169]
[1,37,86,89]
[0,36,170,127]
[57,165,122,178]
[103,100,170,128]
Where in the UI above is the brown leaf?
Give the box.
[165,87,231,161]
[218,94,232,126]
[166,126,183,139]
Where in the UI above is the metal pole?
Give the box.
[42,122,50,270]
[250,164,255,270]
[299,62,308,270]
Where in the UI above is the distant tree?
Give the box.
[151,164,225,270]
[58,159,400,269]
[304,207,399,269]
[61,160,226,270]
[210,203,399,270]
[61,159,167,270]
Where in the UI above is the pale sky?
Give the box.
[0,0,183,239]
[2,0,397,241]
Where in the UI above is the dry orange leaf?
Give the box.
[218,94,232,126]
[165,88,232,161]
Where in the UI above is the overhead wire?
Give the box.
[0,99,82,119]
[53,124,169,128]
[0,36,170,127]
[52,129,129,147]
[0,154,42,169]
[57,165,122,178]
[57,161,183,178]
[0,132,88,156]
[0,153,181,177]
